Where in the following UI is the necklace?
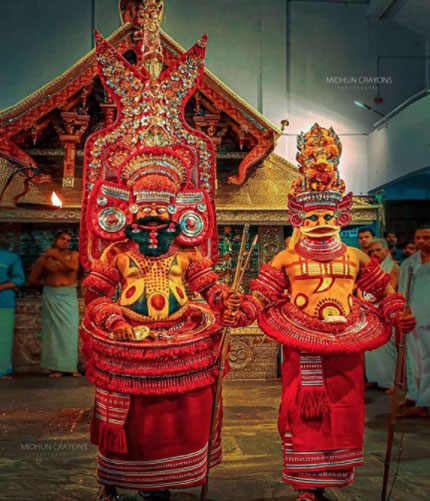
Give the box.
[295,236,346,262]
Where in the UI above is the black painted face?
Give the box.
[125,216,181,257]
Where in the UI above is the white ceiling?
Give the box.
[384,0,430,38]
[293,0,430,38]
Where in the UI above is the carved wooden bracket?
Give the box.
[54,112,90,188]
[193,113,226,150]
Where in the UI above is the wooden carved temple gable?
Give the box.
[0,1,280,208]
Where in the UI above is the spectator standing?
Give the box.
[365,239,399,391]
[400,240,417,263]
[384,230,403,262]
[358,227,374,254]
[28,231,81,378]
[0,241,25,378]
[399,225,430,417]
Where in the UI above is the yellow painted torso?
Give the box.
[277,247,360,320]
[102,243,200,322]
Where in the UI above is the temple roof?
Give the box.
[0,4,380,226]
[216,153,299,210]
[0,19,281,207]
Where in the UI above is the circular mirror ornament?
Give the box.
[99,207,127,233]
[97,196,108,206]
[129,203,139,214]
[179,211,204,237]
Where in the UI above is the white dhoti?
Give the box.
[365,256,396,389]
[399,254,430,406]
[406,325,430,405]
[365,336,396,388]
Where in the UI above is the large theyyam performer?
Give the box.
[250,124,415,501]
[79,8,258,500]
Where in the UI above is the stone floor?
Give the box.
[0,377,429,501]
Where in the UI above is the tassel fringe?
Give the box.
[298,386,329,420]
[100,424,128,454]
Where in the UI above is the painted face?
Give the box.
[137,203,170,222]
[300,209,340,239]
[125,216,180,257]
[369,243,387,263]
[415,229,430,253]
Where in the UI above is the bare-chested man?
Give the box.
[28,231,80,377]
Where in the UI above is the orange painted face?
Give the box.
[137,203,170,221]
[300,209,340,238]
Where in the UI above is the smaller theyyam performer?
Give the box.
[79,6,259,499]
[250,124,415,501]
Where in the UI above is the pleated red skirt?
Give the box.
[94,385,222,491]
[279,348,365,489]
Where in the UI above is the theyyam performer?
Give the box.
[250,124,415,501]
[79,4,259,500]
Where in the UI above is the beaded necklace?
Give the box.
[295,236,346,262]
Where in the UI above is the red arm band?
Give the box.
[379,292,405,324]
[86,297,125,330]
[186,258,218,293]
[356,258,391,301]
[83,261,121,305]
[250,264,289,303]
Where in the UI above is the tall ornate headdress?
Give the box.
[288,123,352,227]
[80,4,217,268]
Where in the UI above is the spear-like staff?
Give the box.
[381,265,415,501]
[200,226,258,501]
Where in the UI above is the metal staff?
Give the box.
[200,227,258,501]
[381,265,415,501]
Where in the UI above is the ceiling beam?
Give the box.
[366,0,397,18]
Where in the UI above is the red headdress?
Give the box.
[80,27,217,268]
[288,123,352,227]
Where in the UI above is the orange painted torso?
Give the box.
[281,247,360,320]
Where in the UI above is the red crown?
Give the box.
[288,124,352,227]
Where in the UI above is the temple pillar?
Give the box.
[258,225,285,267]
[54,111,89,188]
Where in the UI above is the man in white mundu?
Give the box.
[365,239,400,392]
[399,226,430,417]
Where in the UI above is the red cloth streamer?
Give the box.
[91,388,130,454]
[298,353,329,420]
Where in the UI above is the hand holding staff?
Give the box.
[381,265,415,501]
[200,226,259,501]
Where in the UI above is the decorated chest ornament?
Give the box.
[80,28,216,268]
[288,123,353,233]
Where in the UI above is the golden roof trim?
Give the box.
[1,23,281,140]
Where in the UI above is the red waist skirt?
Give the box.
[92,385,222,491]
[279,348,364,489]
